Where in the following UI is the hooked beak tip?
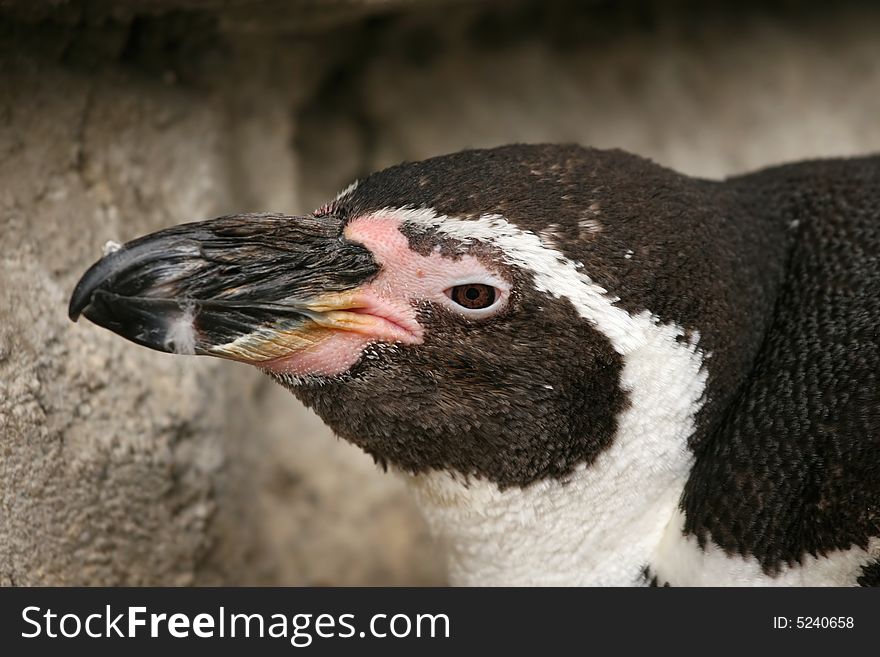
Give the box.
[68,288,89,322]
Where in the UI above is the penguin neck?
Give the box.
[406,468,686,586]
[404,310,708,586]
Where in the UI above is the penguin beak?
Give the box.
[68,213,387,364]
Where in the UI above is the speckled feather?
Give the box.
[682,159,880,578]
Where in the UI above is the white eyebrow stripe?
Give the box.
[373,206,647,354]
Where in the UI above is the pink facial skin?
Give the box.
[259,213,509,378]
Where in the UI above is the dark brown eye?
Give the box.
[448,284,497,310]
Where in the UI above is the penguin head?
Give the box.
[284,207,627,489]
[69,144,733,487]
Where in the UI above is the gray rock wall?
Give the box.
[2,0,879,585]
[0,11,441,586]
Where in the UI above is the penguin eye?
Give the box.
[446,284,497,310]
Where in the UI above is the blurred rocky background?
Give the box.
[1,0,879,585]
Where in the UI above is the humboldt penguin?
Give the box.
[68,144,880,586]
